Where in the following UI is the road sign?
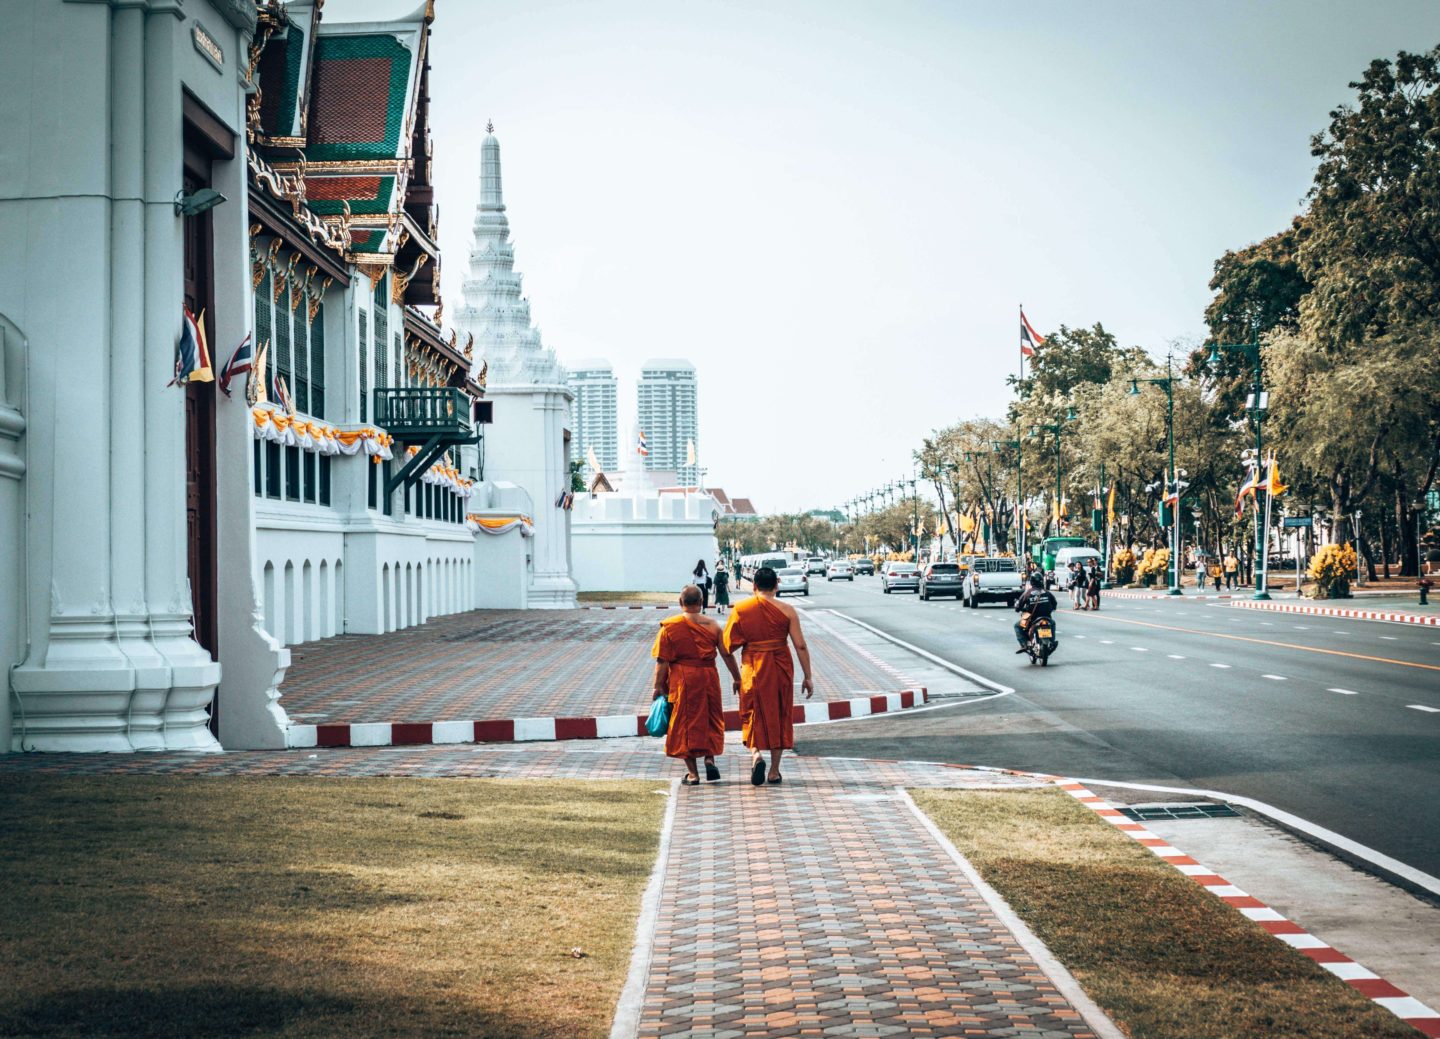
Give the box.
[1282,516,1313,528]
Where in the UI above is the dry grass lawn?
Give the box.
[0,775,665,1039]
[575,591,677,604]
[912,788,1416,1039]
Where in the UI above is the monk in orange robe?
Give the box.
[653,585,742,785]
[722,566,814,785]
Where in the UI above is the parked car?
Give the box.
[1050,547,1103,589]
[853,558,875,576]
[919,561,963,600]
[776,567,809,596]
[826,560,855,582]
[963,556,1024,608]
[806,557,828,575]
[881,563,920,594]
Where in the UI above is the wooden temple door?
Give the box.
[182,147,220,733]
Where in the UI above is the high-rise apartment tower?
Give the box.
[567,360,618,474]
[637,359,699,485]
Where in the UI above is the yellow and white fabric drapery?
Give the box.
[465,514,534,536]
[403,446,475,500]
[251,405,395,462]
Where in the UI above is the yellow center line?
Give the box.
[1073,612,1440,673]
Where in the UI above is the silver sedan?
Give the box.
[776,567,810,597]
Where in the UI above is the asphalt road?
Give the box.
[787,574,1440,880]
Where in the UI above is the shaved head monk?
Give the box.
[653,584,742,785]
[722,566,815,785]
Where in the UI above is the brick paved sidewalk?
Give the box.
[280,607,920,726]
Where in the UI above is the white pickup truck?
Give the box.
[962,557,1024,608]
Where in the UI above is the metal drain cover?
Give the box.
[1119,802,1241,821]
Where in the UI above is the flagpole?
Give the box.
[1259,457,1274,599]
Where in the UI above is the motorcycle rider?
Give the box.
[1013,571,1058,653]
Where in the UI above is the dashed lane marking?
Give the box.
[1131,647,1148,652]
[1379,635,1398,640]
[1328,688,1360,695]
[1069,612,1440,674]
[1211,663,1232,669]
[1407,704,1440,713]
[1262,674,1287,681]
[1334,631,1351,635]
[1167,654,1185,659]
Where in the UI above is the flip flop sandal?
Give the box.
[681,775,701,786]
[750,759,767,786]
[767,774,783,785]
[705,761,721,782]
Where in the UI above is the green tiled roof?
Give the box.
[306,33,414,163]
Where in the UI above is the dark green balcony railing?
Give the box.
[373,386,472,441]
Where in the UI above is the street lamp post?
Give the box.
[1129,359,1185,596]
[902,473,919,561]
[992,437,1024,559]
[1208,335,1270,600]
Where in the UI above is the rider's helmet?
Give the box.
[1028,572,1045,589]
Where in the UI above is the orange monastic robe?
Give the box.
[722,595,794,751]
[653,615,726,759]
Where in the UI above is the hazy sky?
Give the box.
[345,0,1436,512]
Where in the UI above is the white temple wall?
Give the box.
[0,0,265,751]
[484,386,577,607]
[0,317,27,754]
[572,494,721,594]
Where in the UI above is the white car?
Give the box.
[776,567,810,596]
[825,560,855,582]
[806,557,828,575]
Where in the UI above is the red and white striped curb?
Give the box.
[1058,781,1440,1038]
[1104,589,1236,600]
[286,689,929,749]
[1232,599,1439,627]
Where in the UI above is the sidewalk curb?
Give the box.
[1105,590,1237,600]
[897,787,1128,1039]
[581,605,671,611]
[285,689,929,749]
[609,777,679,1039]
[1232,599,1439,627]
[1056,781,1440,1038]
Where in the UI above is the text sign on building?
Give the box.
[192,22,224,72]
[1282,516,1313,528]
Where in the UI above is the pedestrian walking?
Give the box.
[1197,558,1207,590]
[1070,562,1085,609]
[713,561,731,614]
[1224,552,1239,590]
[722,567,815,785]
[692,559,710,612]
[652,585,741,785]
[1086,561,1101,611]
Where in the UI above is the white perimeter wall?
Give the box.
[572,493,719,594]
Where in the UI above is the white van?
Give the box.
[1051,547,1102,589]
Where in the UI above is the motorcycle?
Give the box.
[1023,614,1058,666]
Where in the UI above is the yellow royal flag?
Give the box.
[1107,483,1116,524]
[586,444,601,473]
[251,338,269,404]
[959,512,976,534]
[685,439,696,466]
[1265,455,1288,496]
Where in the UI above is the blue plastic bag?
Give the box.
[645,696,671,737]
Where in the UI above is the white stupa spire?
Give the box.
[456,124,565,387]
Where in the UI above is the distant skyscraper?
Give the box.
[637,359,699,485]
[567,360,618,474]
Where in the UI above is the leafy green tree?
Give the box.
[1302,46,1440,344]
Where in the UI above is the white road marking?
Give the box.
[1262,674,1287,681]
[1379,635,1398,640]
[1210,663,1231,669]
[1407,704,1440,713]
[1167,654,1185,659]
[1328,688,1360,695]
[1100,640,1114,645]
[1333,631,1350,635]
[1131,647,1148,652]
[1293,626,1310,630]
[1074,634,1087,640]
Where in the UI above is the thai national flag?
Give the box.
[637,430,649,457]
[1020,308,1045,358]
[170,308,214,385]
[273,372,295,415]
[218,333,253,398]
